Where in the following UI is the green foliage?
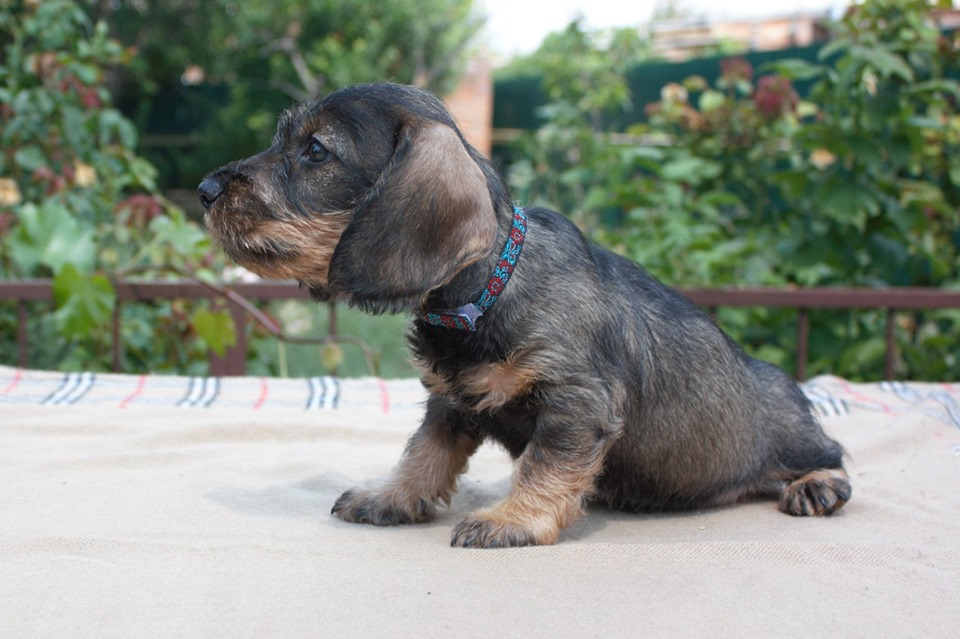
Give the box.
[191,307,236,357]
[51,263,114,338]
[762,0,960,289]
[94,0,483,187]
[509,1,960,380]
[1,0,477,378]
[0,0,224,372]
[507,20,648,233]
[9,199,97,274]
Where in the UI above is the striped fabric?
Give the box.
[804,376,960,429]
[2,365,958,430]
[0,365,426,414]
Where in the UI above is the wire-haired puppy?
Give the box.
[199,83,851,548]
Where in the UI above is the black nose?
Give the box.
[197,176,225,210]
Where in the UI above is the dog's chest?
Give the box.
[417,355,540,412]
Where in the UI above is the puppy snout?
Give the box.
[197,175,225,210]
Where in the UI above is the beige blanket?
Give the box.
[2,365,959,637]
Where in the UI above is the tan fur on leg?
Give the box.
[332,416,479,525]
[451,446,606,548]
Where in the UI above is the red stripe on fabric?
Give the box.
[838,380,896,415]
[118,375,147,409]
[377,378,390,414]
[253,377,269,410]
[0,368,23,396]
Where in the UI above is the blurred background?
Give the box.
[1,0,958,380]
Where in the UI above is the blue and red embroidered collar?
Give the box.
[416,205,527,332]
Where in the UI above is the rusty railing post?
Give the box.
[328,301,338,337]
[16,300,29,368]
[112,300,122,372]
[885,308,896,381]
[796,308,810,381]
[208,298,249,376]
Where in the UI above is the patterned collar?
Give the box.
[415,206,528,332]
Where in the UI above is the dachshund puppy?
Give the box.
[199,83,851,548]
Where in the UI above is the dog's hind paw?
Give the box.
[331,488,435,526]
[778,468,851,517]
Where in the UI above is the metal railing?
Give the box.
[2,280,959,379]
[682,287,960,380]
[0,279,316,376]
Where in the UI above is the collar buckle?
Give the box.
[416,205,527,332]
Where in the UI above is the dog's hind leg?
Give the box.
[766,440,852,517]
[332,395,480,525]
[778,467,851,516]
[747,360,852,516]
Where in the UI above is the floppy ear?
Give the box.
[328,121,498,311]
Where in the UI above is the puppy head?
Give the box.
[199,83,505,312]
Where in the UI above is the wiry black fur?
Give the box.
[410,206,846,510]
[200,82,850,548]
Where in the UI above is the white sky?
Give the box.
[480,0,849,57]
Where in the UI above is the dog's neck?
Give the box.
[415,205,527,332]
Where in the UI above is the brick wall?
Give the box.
[651,13,831,61]
[443,57,494,158]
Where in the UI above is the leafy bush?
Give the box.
[0,0,231,372]
[0,0,457,378]
[509,0,960,380]
[93,0,483,189]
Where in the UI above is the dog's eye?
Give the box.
[303,139,331,164]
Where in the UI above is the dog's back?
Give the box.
[484,207,847,512]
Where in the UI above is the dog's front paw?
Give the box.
[450,509,557,548]
[331,488,436,526]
